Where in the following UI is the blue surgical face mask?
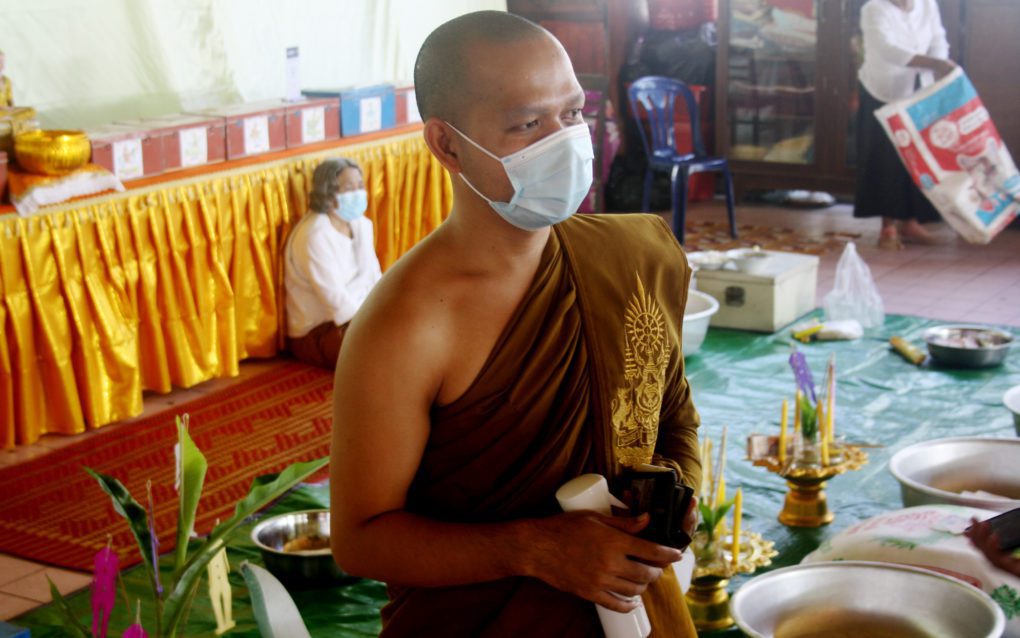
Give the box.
[447,122,594,231]
[334,189,367,222]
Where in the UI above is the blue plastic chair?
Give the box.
[627,76,737,245]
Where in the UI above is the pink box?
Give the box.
[284,97,341,148]
[133,114,227,171]
[87,124,163,180]
[394,86,421,126]
[189,100,287,160]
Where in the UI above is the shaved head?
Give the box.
[414,11,554,124]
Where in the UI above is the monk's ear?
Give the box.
[423,119,463,174]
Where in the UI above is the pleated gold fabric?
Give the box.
[0,133,451,448]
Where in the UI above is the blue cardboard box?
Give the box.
[302,85,395,137]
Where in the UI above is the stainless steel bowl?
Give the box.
[731,561,1005,638]
[1005,385,1020,436]
[923,325,1013,368]
[250,509,353,587]
[889,437,1020,512]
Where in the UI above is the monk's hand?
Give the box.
[521,512,683,613]
[966,517,1020,576]
[679,495,699,551]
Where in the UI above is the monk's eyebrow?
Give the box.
[504,90,587,121]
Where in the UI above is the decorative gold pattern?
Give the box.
[611,274,671,468]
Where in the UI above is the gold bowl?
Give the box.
[14,130,91,176]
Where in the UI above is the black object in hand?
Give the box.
[617,467,695,550]
[986,507,1020,551]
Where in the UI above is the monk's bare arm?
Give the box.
[329,280,680,610]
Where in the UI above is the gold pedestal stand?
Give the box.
[752,445,868,527]
[685,530,777,632]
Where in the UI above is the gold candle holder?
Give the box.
[685,529,777,632]
[751,443,868,527]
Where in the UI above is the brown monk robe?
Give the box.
[381,213,701,636]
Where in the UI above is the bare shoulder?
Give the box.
[336,232,457,400]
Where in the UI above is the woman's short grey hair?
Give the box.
[309,157,362,213]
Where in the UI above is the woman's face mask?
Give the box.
[333,189,368,222]
[448,122,594,231]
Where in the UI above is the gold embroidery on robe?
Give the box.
[611,273,671,468]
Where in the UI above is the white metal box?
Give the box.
[695,251,819,333]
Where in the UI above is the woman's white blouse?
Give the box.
[858,0,950,103]
[284,212,382,338]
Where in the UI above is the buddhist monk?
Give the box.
[331,10,702,636]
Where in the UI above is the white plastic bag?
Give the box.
[823,242,884,328]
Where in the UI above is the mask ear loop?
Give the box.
[445,121,504,205]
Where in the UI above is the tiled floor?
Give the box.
[1,200,1018,622]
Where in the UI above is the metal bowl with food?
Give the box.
[889,437,1020,511]
[250,509,354,587]
[14,129,91,175]
[730,561,1005,638]
[923,325,1013,369]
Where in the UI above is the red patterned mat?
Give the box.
[683,219,860,255]
[0,361,333,571]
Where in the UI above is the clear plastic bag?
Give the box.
[823,242,885,328]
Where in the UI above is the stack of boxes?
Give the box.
[81,84,413,183]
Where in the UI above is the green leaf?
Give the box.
[800,395,819,440]
[174,414,208,575]
[86,467,160,603]
[47,577,90,638]
[160,456,328,637]
[991,585,1020,620]
[696,497,735,540]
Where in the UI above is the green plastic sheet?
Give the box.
[14,314,1019,637]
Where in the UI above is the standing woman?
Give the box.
[855,0,956,249]
[284,158,382,369]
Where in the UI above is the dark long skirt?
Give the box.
[853,83,941,222]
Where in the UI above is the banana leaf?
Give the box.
[173,415,207,575]
[86,468,160,606]
[160,457,329,637]
[47,577,90,638]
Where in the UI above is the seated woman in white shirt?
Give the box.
[854,0,957,249]
[284,157,382,369]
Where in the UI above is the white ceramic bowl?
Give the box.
[889,437,1020,511]
[731,561,1005,638]
[687,250,728,271]
[727,248,772,275]
[683,290,718,355]
[1005,385,1020,436]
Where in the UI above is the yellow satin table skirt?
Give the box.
[0,133,452,448]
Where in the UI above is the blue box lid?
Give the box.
[303,84,394,99]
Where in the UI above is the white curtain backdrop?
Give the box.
[0,0,505,128]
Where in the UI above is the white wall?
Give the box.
[0,0,505,128]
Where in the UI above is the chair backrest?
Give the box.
[627,76,707,161]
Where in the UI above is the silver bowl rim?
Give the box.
[889,436,1020,507]
[922,324,1014,350]
[730,560,1006,638]
[1004,384,1020,414]
[250,508,332,557]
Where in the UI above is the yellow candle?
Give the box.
[703,439,713,503]
[778,399,789,464]
[818,400,830,465]
[731,488,743,566]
